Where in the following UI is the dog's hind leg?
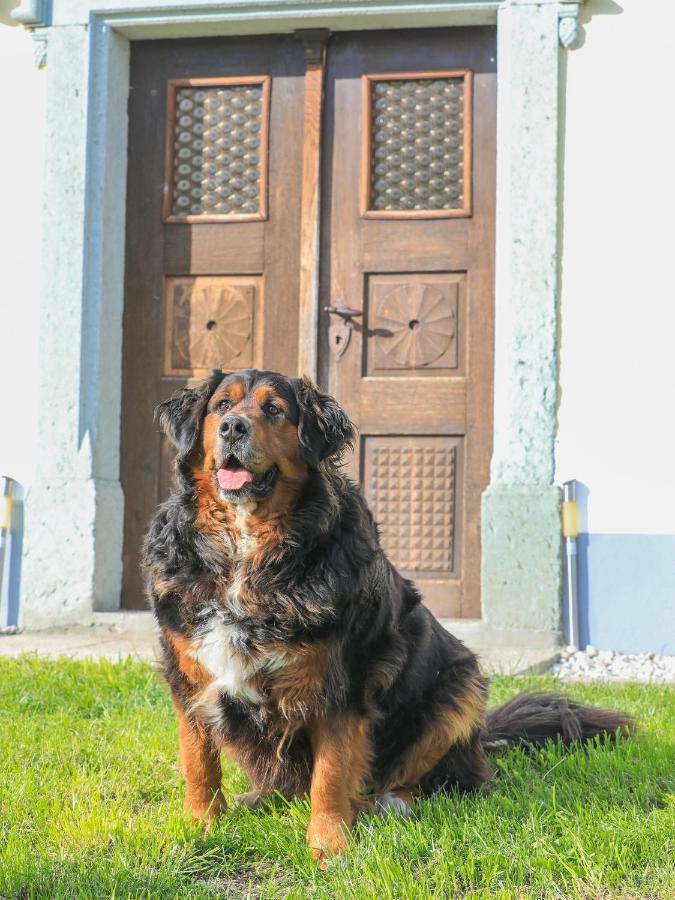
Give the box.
[383,678,489,798]
[418,730,493,795]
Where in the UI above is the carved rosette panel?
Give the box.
[164,277,255,376]
[365,438,457,575]
[166,79,268,219]
[367,274,461,374]
[365,73,469,215]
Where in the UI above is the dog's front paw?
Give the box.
[186,789,227,827]
[307,813,350,867]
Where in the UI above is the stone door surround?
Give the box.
[17,0,584,636]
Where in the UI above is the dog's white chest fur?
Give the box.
[189,503,287,709]
[189,619,287,706]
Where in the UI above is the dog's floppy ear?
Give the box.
[292,376,355,468]
[156,369,226,459]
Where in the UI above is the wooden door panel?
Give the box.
[320,29,496,618]
[121,29,495,615]
[164,224,264,274]
[162,276,260,377]
[363,435,465,617]
[121,36,306,608]
[361,221,469,270]
[357,383,466,435]
[365,272,465,376]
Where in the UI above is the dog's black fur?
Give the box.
[143,368,633,859]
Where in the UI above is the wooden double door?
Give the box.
[121,28,496,616]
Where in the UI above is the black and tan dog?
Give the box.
[143,368,632,863]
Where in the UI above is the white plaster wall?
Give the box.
[4,0,670,631]
[0,22,45,490]
[556,0,675,536]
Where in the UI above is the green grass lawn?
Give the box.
[0,657,673,899]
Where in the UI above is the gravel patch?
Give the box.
[550,646,675,684]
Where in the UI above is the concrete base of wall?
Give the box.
[2,611,560,673]
[442,617,561,674]
[481,484,563,633]
[21,478,124,629]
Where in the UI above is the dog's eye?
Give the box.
[265,402,281,417]
[217,398,232,412]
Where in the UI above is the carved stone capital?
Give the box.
[558,2,584,50]
[10,2,49,69]
[32,30,48,69]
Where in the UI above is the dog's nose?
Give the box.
[220,415,251,440]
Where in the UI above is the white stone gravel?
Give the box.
[549,646,675,684]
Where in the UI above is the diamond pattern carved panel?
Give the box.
[362,71,471,218]
[163,77,270,222]
[163,277,257,377]
[364,437,460,576]
[366,273,464,376]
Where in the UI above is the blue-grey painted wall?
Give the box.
[577,534,675,655]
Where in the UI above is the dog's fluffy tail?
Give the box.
[482,692,635,752]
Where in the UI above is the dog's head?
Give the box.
[157,369,354,506]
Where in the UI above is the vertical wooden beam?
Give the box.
[295,29,330,380]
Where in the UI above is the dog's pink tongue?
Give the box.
[217,467,253,491]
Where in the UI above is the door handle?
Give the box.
[325,303,362,360]
[324,305,363,322]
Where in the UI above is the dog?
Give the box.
[143,368,633,863]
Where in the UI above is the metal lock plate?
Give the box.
[329,320,352,360]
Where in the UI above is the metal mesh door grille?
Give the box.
[165,78,269,220]
[363,72,471,217]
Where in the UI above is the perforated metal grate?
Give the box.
[367,76,466,213]
[167,81,267,218]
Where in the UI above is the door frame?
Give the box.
[21,0,583,635]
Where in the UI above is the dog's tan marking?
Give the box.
[190,407,235,539]
[264,641,331,722]
[212,381,246,407]
[306,716,372,865]
[163,629,213,691]
[174,700,226,823]
[192,470,233,540]
[152,577,181,601]
[253,384,277,407]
